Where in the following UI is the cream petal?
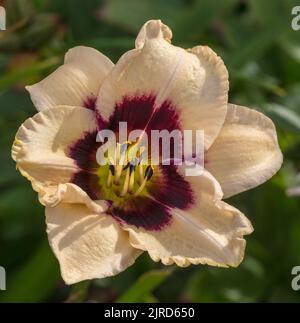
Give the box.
[125,171,253,268]
[205,104,283,198]
[135,20,172,49]
[26,46,114,111]
[46,203,141,285]
[38,183,108,213]
[96,20,228,149]
[12,105,97,191]
[178,167,224,202]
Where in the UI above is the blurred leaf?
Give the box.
[227,27,285,68]
[0,241,60,303]
[22,14,57,49]
[103,0,186,33]
[0,56,60,91]
[32,0,49,10]
[184,261,265,303]
[172,0,236,43]
[282,84,300,112]
[116,269,172,303]
[250,0,288,26]
[66,281,91,303]
[280,39,300,63]
[230,63,286,97]
[0,32,23,51]
[264,103,300,134]
[6,0,35,26]
[227,0,295,68]
[65,0,100,40]
[84,37,135,49]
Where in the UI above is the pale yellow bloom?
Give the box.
[12,20,283,285]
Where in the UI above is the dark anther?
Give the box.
[120,141,133,154]
[109,165,115,175]
[145,166,154,181]
[129,164,136,174]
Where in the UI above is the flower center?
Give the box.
[97,141,154,205]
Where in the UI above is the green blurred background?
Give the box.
[0,0,300,303]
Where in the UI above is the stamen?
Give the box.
[119,141,131,166]
[123,163,130,171]
[137,147,146,184]
[138,163,144,184]
[114,166,122,184]
[120,167,130,197]
[115,143,121,163]
[129,164,136,193]
[120,141,132,154]
[133,177,148,197]
[103,143,153,198]
[109,164,115,176]
[113,143,122,184]
[134,166,154,196]
[145,165,154,181]
[115,142,132,184]
[107,165,115,187]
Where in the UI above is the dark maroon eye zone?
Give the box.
[68,93,194,231]
[111,165,193,231]
[70,164,193,231]
[69,130,99,171]
[111,196,172,231]
[71,171,100,201]
[149,165,194,210]
[107,95,156,135]
[101,94,183,158]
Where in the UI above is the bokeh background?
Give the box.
[0,0,300,303]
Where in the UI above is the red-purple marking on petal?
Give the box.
[95,109,109,130]
[67,93,194,232]
[150,165,194,210]
[71,171,100,200]
[69,130,99,170]
[145,99,182,134]
[107,94,156,135]
[99,94,182,137]
[109,165,192,231]
[110,197,172,231]
[99,94,183,160]
[68,130,103,201]
[84,96,97,111]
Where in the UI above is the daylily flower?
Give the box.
[12,20,283,285]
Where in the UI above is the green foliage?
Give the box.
[116,269,172,303]
[0,0,300,303]
[0,241,61,303]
